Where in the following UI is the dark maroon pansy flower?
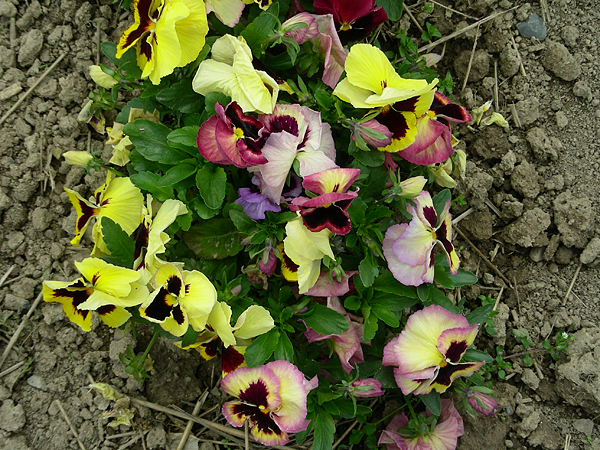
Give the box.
[313,0,388,43]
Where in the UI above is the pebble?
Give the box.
[573,81,592,100]
[0,1,17,18]
[17,29,44,67]
[0,82,22,101]
[515,97,540,126]
[521,368,540,390]
[529,247,544,262]
[541,41,581,81]
[555,111,568,129]
[573,418,594,437]
[517,14,547,40]
[580,237,600,265]
[561,25,579,47]
[0,400,26,432]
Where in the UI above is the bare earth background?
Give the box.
[0,0,598,449]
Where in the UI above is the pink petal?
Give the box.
[383,223,430,287]
[302,168,360,195]
[266,360,310,433]
[401,124,454,166]
[197,116,232,165]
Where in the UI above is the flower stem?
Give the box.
[140,330,159,362]
[405,396,418,423]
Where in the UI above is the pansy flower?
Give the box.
[258,104,337,203]
[304,297,366,373]
[314,0,388,44]
[43,258,149,332]
[283,217,335,294]
[291,168,360,235]
[193,34,279,114]
[116,0,209,85]
[177,303,274,375]
[65,173,144,255]
[197,101,267,168]
[383,191,458,287]
[378,399,464,450]
[382,305,483,395]
[139,263,217,337]
[221,361,316,445]
[399,92,472,165]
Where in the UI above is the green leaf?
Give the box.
[204,92,231,117]
[354,148,385,167]
[373,272,418,298]
[190,197,220,220]
[274,331,294,362]
[371,292,418,311]
[130,172,173,202]
[156,78,204,113]
[101,42,142,78]
[432,189,451,224]
[167,127,201,156]
[124,120,188,165]
[100,217,135,269]
[449,268,478,287]
[116,97,163,123]
[312,410,335,450]
[371,304,399,327]
[244,328,280,367]
[229,209,257,234]
[302,304,349,335]
[376,0,403,21]
[362,313,379,343]
[180,327,200,348]
[196,164,227,210]
[463,348,493,363]
[358,256,378,287]
[182,218,243,260]
[241,3,280,57]
[466,304,494,326]
[434,264,454,289]
[420,391,441,416]
[157,163,197,188]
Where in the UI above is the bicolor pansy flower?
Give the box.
[65,173,143,255]
[283,217,335,294]
[382,305,484,395]
[43,258,149,332]
[257,104,337,204]
[139,263,216,337]
[116,0,209,85]
[398,92,472,165]
[291,168,360,235]
[378,399,464,450]
[221,361,316,446]
[193,34,279,114]
[197,101,267,168]
[383,190,458,287]
[314,0,388,43]
[177,303,275,375]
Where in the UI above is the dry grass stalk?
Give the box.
[492,286,504,311]
[513,276,522,316]
[562,262,582,306]
[0,360,25,378]
[510,34,527,77]
[0,52,67,127]
[452,207,475,225]
[0,264,16,288]
[403,3,424,33]
[509,103,522,128]
[176,391,208,450]
[461,24,480,93]
[56,399,88,450]
[428,0,479,20]
[494,60,500,110]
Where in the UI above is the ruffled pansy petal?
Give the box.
[266,361,310,433]
[206,0,246,27]
[384,224,430,287]
[221,366,281,410]
[437,325,479,363]
[75,258,140,299]
[302,168,360,195]
[64,188,99,246]
[175,0,208,67]
[430,361,484,393]
[43,279,93,332]
[233,305,275,340]
[97,305,132,328]
[116,0,159,57]
[222,345,247,376]
[208,302,236,347]
[179,270,217,319]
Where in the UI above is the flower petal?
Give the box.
[302,168,360,195]
[43,279,93,331]
[180,270,217,320]
[97,305,132,328]
[175,0,208,67]
[233,305,275,340]
[221,366,281,410]
[267,361,310,433]
[197,115,234,165]
[437,325,479,363]
[208,302,236,347]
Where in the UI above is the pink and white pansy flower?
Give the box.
[221,361,317,446]
[383,190,458,287]
[257,104,337,204]
[291,168,360,235]
[382,305,483,395]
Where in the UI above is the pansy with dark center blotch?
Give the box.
[313,0,388,44]
[291,168,360,235]
[382,305,484,395]
[197,101,267,168]
[221,361,315,446]
[139,263,216,337]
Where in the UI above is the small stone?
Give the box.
[0,45,15,69]
[580,237,600,265]
[541,41,581,81]
[0,400,26,432]
[526,127,556,161]
[521,368,540,390]
[554,191,594,248]
[502,208,551,247]
[515,97,540,126]
[561,25,579,47]
[3,294,28,311]
[0,1,17,18]
[17,29,44,67]
[6,231,25,250]
[517,14,547,40]
[500,46,521,77]
[31,207,52,231]
[0,82,21,101]
[529,247,544,262]
[544,174,564,191]
[555,111,568,129]
[573,418,594,437]
[147,425,167,449]
[482,273,495,285]
[573,81,592,100]
[555,246,574,265]
[511,161,540,198]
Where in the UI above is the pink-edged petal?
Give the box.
[260,131,301,203]
[266,360,310,433]
[206,0,245,27]
[296,149,338,179]
[222,401,290,446]
[384,224,429,287]
[378,413,410,449]
[221,366,281,410]
[412,190,437,228]
[197,115,233,165]
[437,325,479,363]
[393,369,428,396]
[401,115,445,155]
[305,270,355,297]
[332,321,363,373]
[250,420,289,446]
[215,118,251,168]
[315,122,336,163]
[283,13,319,44]
[401,125,454,166]
[351,378,384,398]
[293,191,357,209]
[382,335,400,367]
[314,15,348,88]
[390,218,433,266]
[222,401,251,427]
[302,168,361,195]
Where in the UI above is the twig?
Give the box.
[494,61,499,111]
[130,398,297,450]
[564,433,571,450]
[9,17,16,49]
[484,199,504,223]
[540,0,550,24]
[176,391,208,450]
[403,4,424,33]
[492,286,504,311]
[454,225,513,288]
[106,432,137,440]
[509,34,527,77]
[244,421,249,450]
[0,360,25,378]
[452,207,474,225]
[532,357,544,380]
[0,52,67,127]
[428,0,479,20]
[2,274,28,287]
[513,277,522,316]
[117,434,140,450]
[461,24,480,93]
[0,291,44,370]
[418,7,517,53]
[56,399,88,450]
[562,262,582,306]
[0,264,16,288]
[509,103,522,128]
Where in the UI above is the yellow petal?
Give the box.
[176,0,208,67]
[179,270,217,319]
[89,65,119,89]
[208,302,236,347]
[344,44,401,96]
[75,258,140,298]
[63,151,93,168]
[98,305,132,328]
[233,305,275,339]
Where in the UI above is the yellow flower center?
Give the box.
[233,127,244,140]
[431,231,437,240]
[439,359,448,368]
[340,23,351,31]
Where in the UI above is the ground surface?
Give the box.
[0,0,598,449]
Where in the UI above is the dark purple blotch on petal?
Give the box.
[422,206,438,228]
[230,402,283,437]
[435,220,455,255]
[239,379,270,408]
[144,287,173,321]
[302,205,351,235]
[445,340,469,363]
[222,346,245,374]
[172,304,185,325]
[436,362,480,387]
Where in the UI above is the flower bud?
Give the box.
[351,378,384,398]
[89,65,118,89]
[63,151,93,168]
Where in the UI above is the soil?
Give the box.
[0,0,598,449]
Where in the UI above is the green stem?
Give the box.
[375,404,406,425]
[140,330,159,362]
[405,396,418,423]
